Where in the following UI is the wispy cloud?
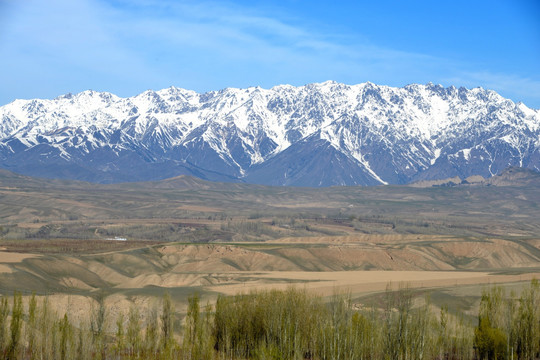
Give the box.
[445,71,540,109]
[0,0,539,108]
[98,0,445,85]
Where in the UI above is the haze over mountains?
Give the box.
[0,81,539,186]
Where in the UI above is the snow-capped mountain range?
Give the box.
[1,81,539,186]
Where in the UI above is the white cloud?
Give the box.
[0,0,538,108]
[97,0,444,86]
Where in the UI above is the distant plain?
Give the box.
[0,167,539,321]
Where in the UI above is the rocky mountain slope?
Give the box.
[1,81,539,186]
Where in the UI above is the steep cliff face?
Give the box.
[1,81,539,185]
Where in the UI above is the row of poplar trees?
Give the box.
[0,280,538,359]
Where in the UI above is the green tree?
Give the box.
[161,291,176,358]
[126,306,142,358]
[0,295,9,356]
[114,313,125,358]
[7,292,23,359]
[144,306,159,358]
[383,285,413,360]
[474,316,507,360]
[58,313,74,360]
[27,294,38,360]
[39,297,55,360]
[183,293,201,359]
[90,293,107,360]
[516,279,540,360]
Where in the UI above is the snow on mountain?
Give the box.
[1,81,539,186]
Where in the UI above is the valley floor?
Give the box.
[1,235,539,322]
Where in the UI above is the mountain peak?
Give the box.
[0,82,539,186]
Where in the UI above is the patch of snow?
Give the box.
[431,148,441,165]
[462,148,471,161]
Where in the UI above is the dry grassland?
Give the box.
[0,237,538,319]
[0,168,539,320]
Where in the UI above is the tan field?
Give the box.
[1,237,539,322]
[205,270,540,297]
[0,250,37,262]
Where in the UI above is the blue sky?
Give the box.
[1,0,539,108]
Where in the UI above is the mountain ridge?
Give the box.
[1,81,539,186]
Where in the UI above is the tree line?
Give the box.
[0,280,538,359]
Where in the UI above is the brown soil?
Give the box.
[0,251,37,262]
[207,271,540,298]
